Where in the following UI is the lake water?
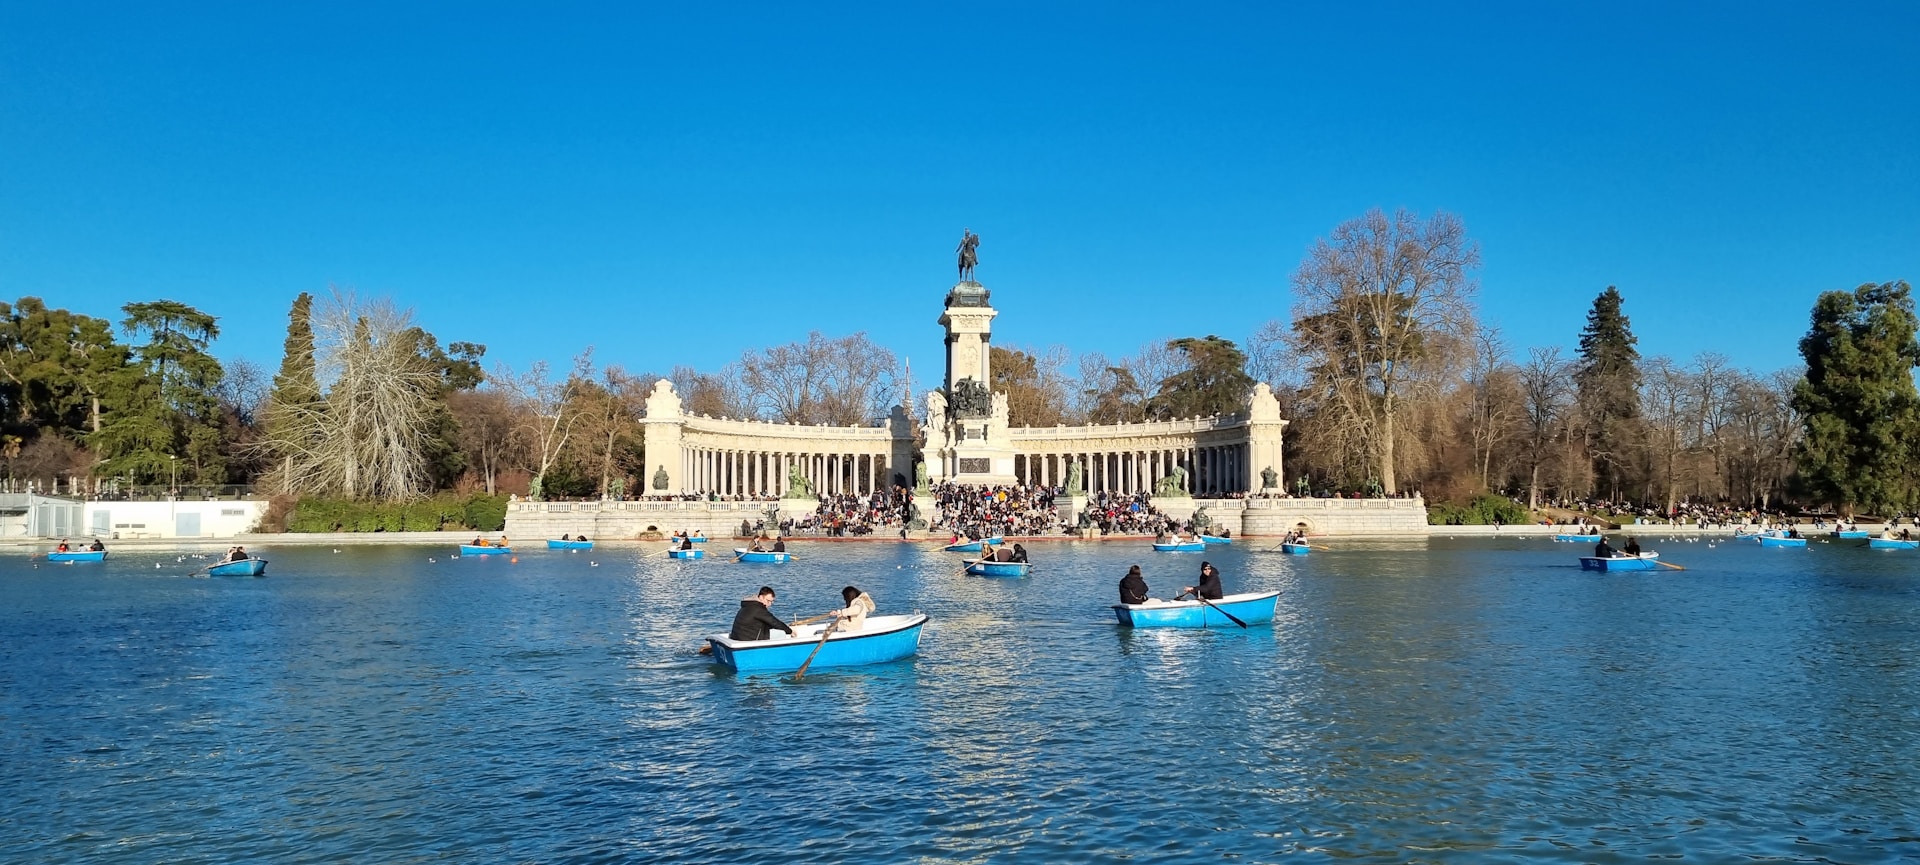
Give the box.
[4,535,1919,863]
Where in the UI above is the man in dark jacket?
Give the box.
[1182,562,1224,600]
[1594,537,1616,558]
[729,587,793,641]
[1119,565,1150,605]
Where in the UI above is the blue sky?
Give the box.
[3,2,1915,386]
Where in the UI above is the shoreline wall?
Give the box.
[504,495,1433,539]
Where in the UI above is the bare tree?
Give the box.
[1640,355,1690,513]
[449,388,528,495]
[567,365,647,497]
[1519,346,1573,508]
[671,363,753,419]
[1290,208,1481,494]
[1244,319,1293,388]
[1464,328,1522,494]
[260,292,447,499]
[738,331,899,425]
[498,350,593,500]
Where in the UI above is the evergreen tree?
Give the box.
[261,293,323,491]
[1790,281,1920,515]
[1150,336,1255,419]
[93,300,226,483]
[1574,287,1642,500]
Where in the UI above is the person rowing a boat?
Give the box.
[1180,561,1224,600]
[471,536,488,547]
[224,546,248,563]
[1623,537,1642,557]
[1593,536,1617,558]
[748,536,768,552]
[831,585,876,633]
[1119,565,1150,605]
[88,539,105,551]
[56,539,70,553]
[679,534,698,551]
[771,537,786,552]
[729,586,794,641]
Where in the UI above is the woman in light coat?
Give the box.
[832,585,877,633]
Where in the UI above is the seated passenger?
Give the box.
[1594,538,1616,558]
[832,585,876,633]
[89,539,105,551]
[1010,543,1028,563]
[1119,565,1150,605]
[771,538,786,552]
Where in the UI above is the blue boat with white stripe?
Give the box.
[941,537,1004,553]
[1553,533,1601,542]
[459,544,512,555]
[1200,534,1232,545]
[207,557,268,577]
[1112,591,1280,628]
[669,548,704,559]
[1758,535,1807,548]
[706,614,929,673]
[1831,530,1869,539]
[547,539,594,550]
[733,548,791,563]
[1151,541,1205,552]
[965,560,1031,577]
[1868,537,1919,550]
[1279,542,1310,556]
[47,550,107,563]
[1579,553,1661,571]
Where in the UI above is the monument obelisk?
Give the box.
[924,230,1017,485]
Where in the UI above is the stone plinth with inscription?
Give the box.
[925,281,1018,485]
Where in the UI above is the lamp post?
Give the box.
[168,455,177,497]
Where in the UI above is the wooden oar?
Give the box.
[793,619,841,680]
[1649,557,1685,571]
[1177,590,1248,628]
[1309,544,1333,551]
[1190,594,1251,629]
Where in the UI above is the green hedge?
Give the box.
[1427,494,1532,526]
[285,494,507,533]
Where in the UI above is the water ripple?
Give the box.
[3,538,1919,861]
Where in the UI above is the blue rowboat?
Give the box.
[1151,541,1205,552]
[1867,537,1919,550]
[941,537,1004,553]
[673,536,708,544]
[459,544,512,555]
[669,548,705,559]
[1553,533,1600,542]
[733,548,791,563]
[1280,542,1310,556]
[207,557,268,577]
[547,539,594,550]
[965,560,1031,577]
[1579,553,1661,571]
[1200,534,1232,545]
[707,614,928,673]
[47,550,107,563]
[1758,535,1807,548]
[1112,591,1280,629]
[1832,530,1870,539]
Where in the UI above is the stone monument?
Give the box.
[924,230,1017,485]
